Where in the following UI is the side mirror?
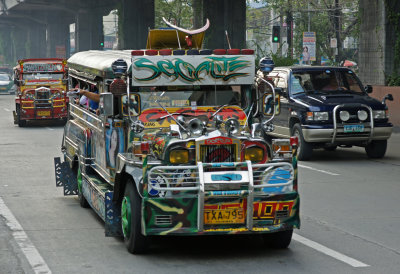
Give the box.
[382,93,393,104]
[365,85,373,93]
[262,93,280,116]
[99,92,114,117]
[122,93,141,117]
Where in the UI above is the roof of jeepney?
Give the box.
[67,50,132,78]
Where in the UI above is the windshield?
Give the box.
[138,85,249,110]
[291,70,364,95]
[22,73,64,81]
[0,74,10,81]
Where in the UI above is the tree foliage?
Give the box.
[155,0,194,29]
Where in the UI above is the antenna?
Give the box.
[225,30,231,49]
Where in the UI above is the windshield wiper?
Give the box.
[210,100,239,119]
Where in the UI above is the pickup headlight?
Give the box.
[373,110,387,119]
[245,147,264,162]
[306,111,329,121]
[170,149,189,164]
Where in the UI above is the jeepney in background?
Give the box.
[13,58,69,127]
[54,22,300,254]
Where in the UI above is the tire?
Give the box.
[16,105,26,127]
[76,163,90,208]
[121,179,148,254]
[263,229,293,249]
[291,123,313,161]
[365,140,387,159]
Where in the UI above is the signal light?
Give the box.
[272,26,280,43]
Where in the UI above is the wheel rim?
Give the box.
[121,196,132,238]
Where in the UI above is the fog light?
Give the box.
[245,147,264,162]
[339,110,350,121]
[357,110,368,121]
[170,150,189,164]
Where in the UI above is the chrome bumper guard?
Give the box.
[148,161,294,232]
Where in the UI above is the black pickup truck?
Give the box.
[262,66,393,160]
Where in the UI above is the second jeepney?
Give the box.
[13,58,69,127]
[54,27,300,254]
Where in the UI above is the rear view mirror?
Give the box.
[122,94,141,117]
[365,85,373,93]
[99,92,114,117]
[262,93,280,116]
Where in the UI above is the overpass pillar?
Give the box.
[45,13,70,58]
[13,27,28,61]
[76,10,104,52]
[202,0,246,49]
[119,0,154,49]
[27,24,47,58]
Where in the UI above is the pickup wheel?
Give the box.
[76,164,90,208]
[263,229,293,249]
[365,140,387,159]
[121,179,148,254]
[16,105,26,127]
[291,123,313,161]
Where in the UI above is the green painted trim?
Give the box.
[121,195,132,238]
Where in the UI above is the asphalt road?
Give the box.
[1,94,400,274]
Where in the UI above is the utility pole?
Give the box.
[334,0,342,63]
[286,0,293,58]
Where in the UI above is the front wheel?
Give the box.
[263,229,293,249]
[16,104,26,127]
[365,140,387,158]
[121,179,148,254]
[291,123,313,161]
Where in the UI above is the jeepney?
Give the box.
[54,25,300,254]
[13,58,69,127]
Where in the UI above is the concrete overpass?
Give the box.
[0,0,246,63]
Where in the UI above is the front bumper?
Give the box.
[302,124,393,143]
[142,161,300,236]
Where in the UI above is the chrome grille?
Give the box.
[199,145,236,163]
[35,88,51,108]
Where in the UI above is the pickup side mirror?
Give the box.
[262,93,280,116]
[365,85,373,94]
[99,92,114,117]
[382,93,393,105]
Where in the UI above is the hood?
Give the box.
[296,92,385,110]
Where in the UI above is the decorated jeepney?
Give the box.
[13,58,69,127]
[54,22,300,254]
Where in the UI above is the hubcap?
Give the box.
[121,196,131,238]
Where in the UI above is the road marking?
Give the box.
[0,197,52,274]
[293,233,369,267]
[4,108,11,112]
[46,127,55,131]
[298,164,340,176]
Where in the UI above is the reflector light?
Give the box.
[290,136,299,147]
[141,142,150,154]
[241,49,254,55]
[213,49,226,55]
[131,50,144,56]
[159,49,172,55]
[187,49,200,55]
[173,49,185,55]
[227,49,240,55]
[145,50,158,56]
[200,49,212,55]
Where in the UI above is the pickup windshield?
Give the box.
[291,70,364,95]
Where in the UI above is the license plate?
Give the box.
[343,124,364,133]
[204,209,245,224]
[37,111,50,116]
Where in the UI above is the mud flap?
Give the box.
[12,111,17,124]
[105,191,122,237]
[54,157,78,195]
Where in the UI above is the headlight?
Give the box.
[24,92,35,100]
[51,91,61,100]
[170,150,189,164]
[357,110,368,121]
[339,110,350,121]
[306,112,329,121]
[373,110,387,119]
[245,147,264,162]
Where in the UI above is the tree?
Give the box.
[154,0,194,29]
